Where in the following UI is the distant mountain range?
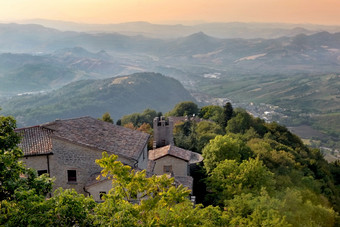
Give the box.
[1,73,195,127]
[1,23,339,57]
[0,23,339,94]
[0,49,121,95]
[0,22,339,147]
[15,19,340,39]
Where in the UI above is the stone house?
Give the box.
[16,116,150,201]
[148,117,203,191]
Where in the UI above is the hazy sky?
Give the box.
[1,0,340,25]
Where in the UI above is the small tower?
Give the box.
[153,116,174,149]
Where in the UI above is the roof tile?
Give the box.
[16,116,150,160]
[149,144,203,164]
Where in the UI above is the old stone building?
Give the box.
[149,117,203,191]
[16,116,150,201]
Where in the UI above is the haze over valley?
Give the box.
[0,21,339,153]
[2,1,340,225]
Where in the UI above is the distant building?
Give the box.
[16,116,150,202]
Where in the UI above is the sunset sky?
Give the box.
[1,0,339,25]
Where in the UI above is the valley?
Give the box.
[0,22,339,152]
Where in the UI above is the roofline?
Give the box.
[15,125,46,131]
[17,116,149,162]
[51,135,138,162]
[136,134,151,160]
[85,177,111,189]
[151,153,189,162]
[40,116,93,128]
[24,152,53,157]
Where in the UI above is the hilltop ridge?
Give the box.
[1,72,196,127]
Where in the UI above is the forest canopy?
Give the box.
[1,101,339,226]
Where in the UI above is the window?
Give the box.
[99,191,106,200]
[37,170,48,176]
[67,170,77,182]
[163,165,172,173]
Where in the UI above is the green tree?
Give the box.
[46,188,96,226]
[221,102,233,128]
[202,134,253,173]
[196,121,224,136]
[0,113,53,226]
[120,109,159,127]
[278,188,336,227]
[166,101,199,117]
[0,189,52,226]
[0,115,53,201]
[94,152,223,226]
[136,123,154,149]
[226,108,252,134]
[173,120,198,152]
[199,105,223,123]
[224,190,290,226]
[207,158,275,203]
[196,121,223,152]
[99,112,114,123]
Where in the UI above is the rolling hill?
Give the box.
[0,72,196,127]
[0,23,339,149]
[0,24,339,77]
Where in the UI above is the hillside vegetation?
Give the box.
[1,73,195,127]
[198,73,340,148]
[1,102,340,226]
[94,102,340,225]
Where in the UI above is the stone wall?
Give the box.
[153,155,188,176]
[137,145,148,170]
[23,137,140,195]
[153,117,174,148]
[47,138,104,193]
[23,155,49,173]
[86,179,112,202]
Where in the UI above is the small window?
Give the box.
[99,191,106,200]
[37,170,48,176]
[67,170,77,182]
[163,165,172,173]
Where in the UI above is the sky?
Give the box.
[0,0,340,25]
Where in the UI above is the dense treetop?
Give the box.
[1,101,340,226]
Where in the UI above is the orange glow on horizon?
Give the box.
[0,0,339,25]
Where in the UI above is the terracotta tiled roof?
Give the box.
[16,116,150,160]
[15,126,53,156]
[149,145,203,164]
